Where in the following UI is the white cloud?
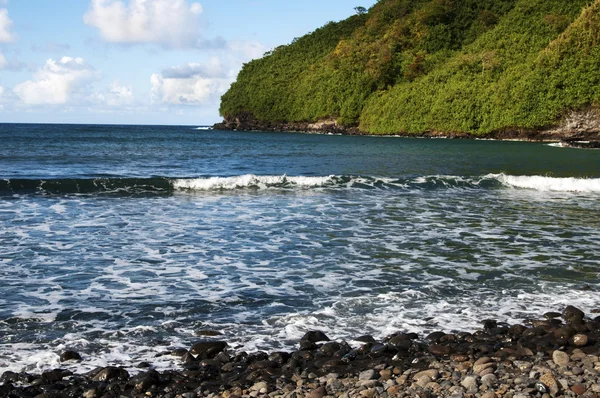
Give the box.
[84,0,203,48]
[0,52,7,69]
[0,86,4,97]
[93,81,134,106]
[13,57,97,105]
[151,57,233,105]
[0,7,14,42]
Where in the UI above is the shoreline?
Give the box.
[212,113,600,149]
[3,306,600,397]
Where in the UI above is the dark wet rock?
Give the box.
[355,335,376,343]
[181,351,197,364]
[300,331,330,343]
[544,312,562,319]
[248,360,278,370]
[189,341,227,358]
[426,331,446,343]
[269,351,291,364]
[563,306,585,323]
[370,344,387,355]
[428,344,452,356]
[0,371,19,384]
[318,341,345,356]
[59,350,82,362]
[42,369,71,383]
[482,319,497,330]
[509,324,528,335]
[90,366,129,382]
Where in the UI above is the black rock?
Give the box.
[59,350,82,362]
[268,351,291,364]
[563,305,585,323]
[42,369,71,383]
[189,341,227,358]
[90,366,130,382]
[544,312,562,319]
[300,331,330,343]
[355,335,376,343]
[0,371,18,384]
[482,319,498,330]
[426,331,446,343]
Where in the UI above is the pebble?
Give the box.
[359,369,377,381]
[461,375,478,389]
[539,373,559,396]
[413,369,439,381]
[481,374,497,386]
[306,386,327,398]
[571,383,586,395]
[552,350,570,367]
[571,334,589,347]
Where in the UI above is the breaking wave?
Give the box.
[1,174,598,195]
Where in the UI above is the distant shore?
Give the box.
[213,110,600,149]
[3,305,600,397]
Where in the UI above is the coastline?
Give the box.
[3,306,600,398]
[212,109,600,149]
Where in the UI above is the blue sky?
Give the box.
[0,0,376,125]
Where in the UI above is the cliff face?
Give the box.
[217,0,600,141]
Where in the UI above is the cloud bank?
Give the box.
[151,57,233,105]
[0,7,14,42]
[84,0,204,48]
[13,57,97,105]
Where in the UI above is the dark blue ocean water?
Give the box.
[0,123,599,373]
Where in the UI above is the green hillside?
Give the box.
[219,0,600,136]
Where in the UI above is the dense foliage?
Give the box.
[219,0,600,135]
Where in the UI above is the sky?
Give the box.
[0,0,377,126]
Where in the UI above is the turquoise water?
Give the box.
[0,124,599,374]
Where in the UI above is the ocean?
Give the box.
[0,123,599,375]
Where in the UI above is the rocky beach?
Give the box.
[3,306,600,398]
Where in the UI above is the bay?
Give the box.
[0,123,598,374]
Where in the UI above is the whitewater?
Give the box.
[0,124,598,375]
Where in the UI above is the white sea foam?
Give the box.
[492,173,600,192]
[173,175,335,190]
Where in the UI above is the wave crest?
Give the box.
[173,175,336,190]
[492,174,600,193]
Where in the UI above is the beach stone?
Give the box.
[413,370,439,381]
[189,341,227,357]
[539,373,559,396]
[427,331,446,342]
[83,389,97,398]
[415,375,432,387]
[563,306,585,323]
[481,374,497,387]
[379,369,393,381]
[429,344,452,356]
[91,366,129,382]
[480,392,496,398]
[571,384,586,395]
[307,386,327,398]
[359,370,377,381]
[59,350,82,362]
[570,334,589,347]
[461,376,478,389]
[301,331,330,343]
[552,350,570,366]
[250,381,268,392]
[356,335,376,343]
